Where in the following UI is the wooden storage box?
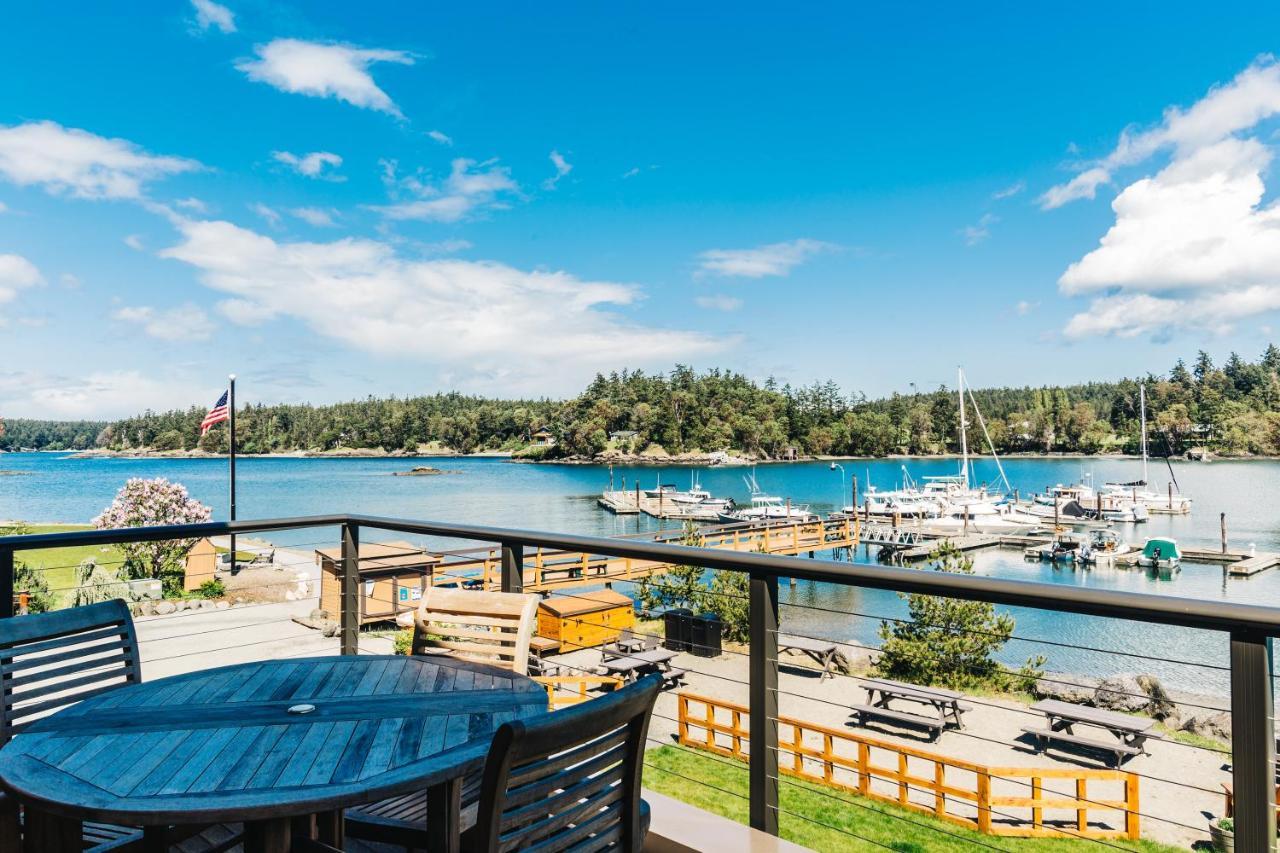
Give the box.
[537,590,636,652]
[315,540,438,625]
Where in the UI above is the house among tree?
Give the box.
[530,429,557,447]
[608,429,639,446]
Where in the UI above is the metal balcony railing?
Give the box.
[1,513,1276,851]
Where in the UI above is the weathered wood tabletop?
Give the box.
[0,654,547,853]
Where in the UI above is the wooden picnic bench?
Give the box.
[848,677,971,741]
[778,633,838,679]
[599,648,686,688]
[1023,698,1157,766]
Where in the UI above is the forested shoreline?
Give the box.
[6,347,1280,458]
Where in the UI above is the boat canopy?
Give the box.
[1141,538,1179,560]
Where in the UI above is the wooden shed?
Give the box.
[183,538,218,593]
[315,540,439,625]
[536,590,636,652]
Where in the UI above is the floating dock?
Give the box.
[598,490,728,520]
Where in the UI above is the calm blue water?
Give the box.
[1,452,1272,695]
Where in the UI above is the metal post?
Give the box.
[0,549,12,619]
[1230,631,1275,852]
[501,541,523,593]
[749,572,779,836]
[1221,513,1228,555]
[340,523,359,656]
[228,375,237,572]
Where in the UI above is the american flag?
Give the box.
[200,390,230,435]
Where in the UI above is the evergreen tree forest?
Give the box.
[6,347,1280,458]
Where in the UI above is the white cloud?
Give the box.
[0,201,7,213]
[159,218,724,390]
[290,206,338,227]
[695,294,743,312]
[175,196,208,213]
[123,234,145,251]
[272,150,344,180]
[959,213,998,246]
[0,121,198,200]
[1055,57,1280,339]
[622,167,640,179]
[112,303,215,342]
[1039,167,1110,210]
[992,180,1025,200]
[217,298,277,326]
[697,238,835,278]
[190,0,235,34]
[0,369,206,419]
[0,254,42,304]
[251,202,281,227]
[426,130,453,146]
[373,157,518,222]
[237,39,414,116]
[1015,300,1037,316]
[543,150,572,190]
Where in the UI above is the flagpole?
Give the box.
[229,374,237,572]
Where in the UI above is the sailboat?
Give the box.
[1102,386,1192,514]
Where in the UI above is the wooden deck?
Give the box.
[431,517,860,593]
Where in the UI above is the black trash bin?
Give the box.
[690,613,723,658]
[664,608,693,651]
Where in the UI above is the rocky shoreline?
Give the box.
[1033,670,1230,742]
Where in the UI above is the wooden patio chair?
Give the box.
[0,599,240,852]
[464,672,661,851]
[345,587,541,847]
[410,586,541,676]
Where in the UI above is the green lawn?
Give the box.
[644,746,1182,852]
[14,524,127,607]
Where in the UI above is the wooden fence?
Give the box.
[676,692,1140,841]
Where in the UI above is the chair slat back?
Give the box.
[471,674,661,852]
[412,587,540,676]
[0,599,140,744]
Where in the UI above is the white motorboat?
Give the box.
[923,500,1044,534]
[718,474,816,524]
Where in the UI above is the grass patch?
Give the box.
[643,745,1180,852]
[1164,725,1229,753]
[14,524,127,607]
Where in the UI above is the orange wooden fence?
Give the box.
[676,692,1140,841]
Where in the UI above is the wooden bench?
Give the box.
[1021,726,1142,767]
[663,667,688,689]
[849,703,947,740]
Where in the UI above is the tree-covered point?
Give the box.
[11,345,1280,457]
[0,419,106,451]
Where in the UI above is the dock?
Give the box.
[430,516,860,593]
[597,490,723,520]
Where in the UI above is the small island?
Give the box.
[392,466,459,476]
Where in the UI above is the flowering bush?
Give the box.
[93,478,212,596]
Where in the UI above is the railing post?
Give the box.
[340,522,359,656]
[1231,630,1275,852]
[501,542,523,593]
[749,572,779,836]
[0,549,12,619]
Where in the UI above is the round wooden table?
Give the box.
[0,654,547,852]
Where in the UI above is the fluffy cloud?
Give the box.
[273,150,343,180]
[0,370,207,419]
[123,234,145,251]
[373,157,518,222]
[960,213,997,246]
[543,150,572,190]
[0,121,198,200]
[1039,167,1110,210]
[1053,57,1280,338]
[251,202,281,226]
[159,218,723,388]
[290,207,338,227]
[237,39,414,116]
[426,130,453,146]
[697,238,835,278]
[0,254,42,303]
[694,294,743,312]
[112,303,215,342]
[190,0,235,34]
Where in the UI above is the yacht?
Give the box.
[923,499,1043,534]
[717,474,816,524]
[668,473,733,512]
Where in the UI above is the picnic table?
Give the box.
[599,647,685,687]
[778,633,838,679]
[1023,698,1157,766]
[0,655,547,853]
[848,677,971,741]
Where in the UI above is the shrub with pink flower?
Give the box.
[93,478,213,595]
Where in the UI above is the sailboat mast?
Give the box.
[958,367,970,489]
[1139,385,1149,485]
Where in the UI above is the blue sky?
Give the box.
[4,2,1280,417]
